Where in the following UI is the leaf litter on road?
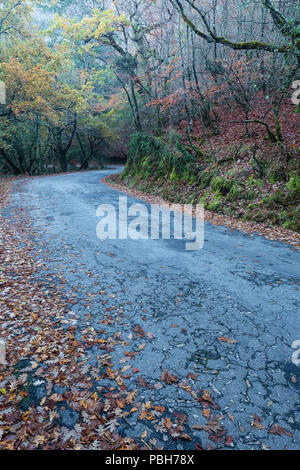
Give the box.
[0,178,294,450]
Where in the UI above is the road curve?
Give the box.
[11,169,300,450]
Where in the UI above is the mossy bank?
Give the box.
[109,131,300,233]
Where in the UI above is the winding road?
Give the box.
[12,168,300,450]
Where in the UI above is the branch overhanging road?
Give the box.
[8,169,300,450]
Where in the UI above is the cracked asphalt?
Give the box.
[11,169,300,450]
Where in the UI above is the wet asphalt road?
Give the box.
[13,169,300,450]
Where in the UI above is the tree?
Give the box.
[0,0,33,39]
[0,35,91,173]
[169,0,300,60]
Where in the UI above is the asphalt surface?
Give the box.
[12,169,300,450]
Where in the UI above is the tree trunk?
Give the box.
[59,148,68,172]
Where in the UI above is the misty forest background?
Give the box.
[0,0,299,231]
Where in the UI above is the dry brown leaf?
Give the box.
[218,336,238,344]
[161,369,178,384]
[164,417,172,430]
[202,409,211,420]
[269,424,293,437]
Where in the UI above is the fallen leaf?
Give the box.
[161,369,178,384]
[218,336,238,344]
[165,417,172,430]
[178,433,192,441]
[202,409,211,420]
[187,373,198,380]
[269,424,293,437]
[192,415,224,434]
[225,436,234,447]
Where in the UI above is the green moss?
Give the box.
[227,182,244,200]
[169,168,179,181]
[247,203,256,211]
[119,130,299,234]
[276,210,299,228]
[124,131,194,182]
[198,170,216,189]
[265,191,286,205]
[199,190,211,205]
[286,174,300,192]
[207,200,221,211]
[246,190,258,201]
[267,165,287,183]
[248,176,265,188]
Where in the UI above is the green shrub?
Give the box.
[263,191,286,206]
[267,164,287,183]
[123,131,194,182]
[248,176,265,188]
[207,200,221,211]
[226,182,244,200]
[245,189,258,201]
[198,169,217,189]
[123,132,165,178]
[211,176,234,195]
[286,174,300,192]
